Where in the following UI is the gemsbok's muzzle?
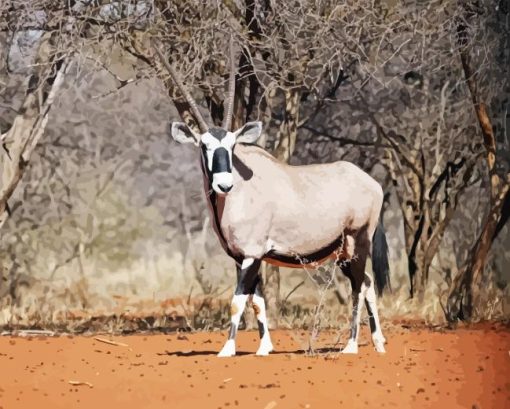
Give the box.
[211,147,233,195]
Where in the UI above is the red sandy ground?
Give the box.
[0,324,508,409]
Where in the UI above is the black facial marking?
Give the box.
[209,127,227,140]
[200,144,211,176]
[212,147,232,173]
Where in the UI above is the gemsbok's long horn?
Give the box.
[222,37,237,131]
[154,45,210,134]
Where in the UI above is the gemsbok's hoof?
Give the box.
[217,340,236,357]
[341,339,358,354]
[255,339,273,356]
[373,337,386,353]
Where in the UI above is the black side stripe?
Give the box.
[264,233,345,266]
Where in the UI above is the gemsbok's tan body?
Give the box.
[213,144,383,265]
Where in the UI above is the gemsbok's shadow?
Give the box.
[157,348,340,357]
[158,350,250,357]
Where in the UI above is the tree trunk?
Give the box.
[273,88,299,161]
[378,120,432,300]
[405,210,426,299]
[447,183,509,321]
[0,33,71,230]
[446,13,510,322]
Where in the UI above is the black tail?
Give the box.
[372,222,391,296]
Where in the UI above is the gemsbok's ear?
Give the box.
[171,122,200,146]
[234,121,263,144]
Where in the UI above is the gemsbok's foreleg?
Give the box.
[251,281,273,356]
[364,272,386,353]
[218,257,262,357]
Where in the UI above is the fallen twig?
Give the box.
[93,337,129,347]
[1,330,56,337]
[20,330,56,337]
[409,347,426,352]
[69,380,93,388]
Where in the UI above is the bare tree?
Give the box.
[446,1,510,321]
[0,33,72,230]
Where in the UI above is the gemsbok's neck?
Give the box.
[199,152,235,259]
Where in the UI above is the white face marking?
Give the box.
[201,133,221,170]
[212,172,234,195]
[220,133,235,169]
[205,149,213,172]
[201,132,221,149]
[221,132,236,149]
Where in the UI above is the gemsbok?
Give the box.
[156,44,391,357]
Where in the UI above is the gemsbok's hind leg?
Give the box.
[338,262,366,354]
[252,281,273,356]
[364,272,386,353]
[218,257,263,357]
[339,231,370,354]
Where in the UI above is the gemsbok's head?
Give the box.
[157,43,263,196]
